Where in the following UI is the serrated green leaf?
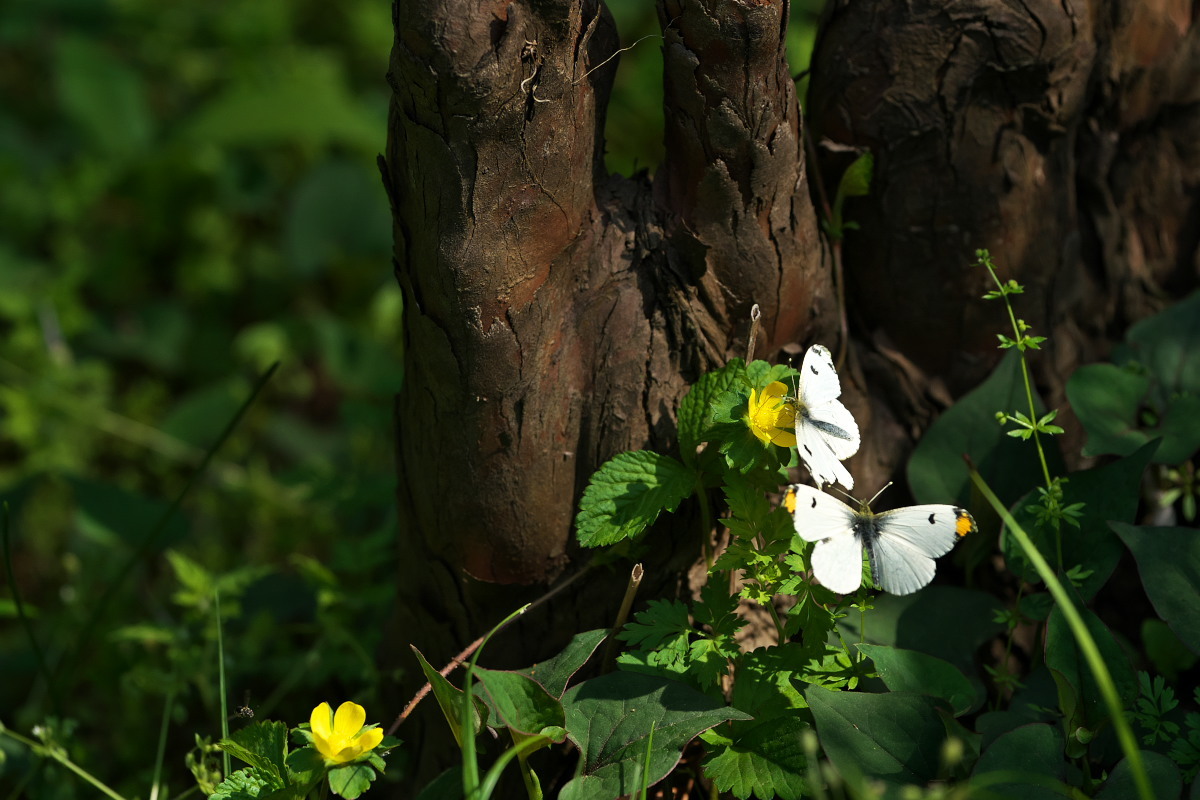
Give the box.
[218,721,288,785]
[575,451,695,547]
[617,599,692,653]
[702,713,809,800]
[679,360,747,462]
[209,767,279,800]
[327,763,375,800]
[806,688,945,786]
[1112,523,1200,655]
[856,644,978,717]
[558,671,752,800]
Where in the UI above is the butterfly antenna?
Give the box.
[866,481,893,508]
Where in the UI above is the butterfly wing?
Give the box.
[798,344,842,406]
[795,345,859,488]
[786,484,864,594]
[795,418,855,489]
[867,505,975,595]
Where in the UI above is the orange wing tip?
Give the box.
[954,509,976,537]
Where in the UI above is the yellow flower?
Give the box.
[310,701,384,764]
[745,381,797,447]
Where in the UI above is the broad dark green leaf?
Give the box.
[1069,363,1200,464]
[515,628,608,699]
[1112,523,1200,655]
[908,349,1064,508]
[805,687,945,786]
[285,160,391,279]
[969,723,1066,800]
[1001,442,1156,599]
[1116,288,1200,397]
[838,151,874,198]
[702,713,809,800]
[575,451,695,547]
[1045,602,1136,736]
[474,667,566,737]
[72,478,187,552]
[558,671,751,800]
[836,586,1003,683]
[856,644,978,717]
[1096,751,1181,799]
[413,767,462,800]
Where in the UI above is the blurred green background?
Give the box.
[0,0,823,796]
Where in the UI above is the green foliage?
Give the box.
[575,451,696,547]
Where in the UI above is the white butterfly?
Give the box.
[785,483,976,595]
[792,344,860,490]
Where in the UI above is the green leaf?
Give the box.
[411,646,488,747]
[284,747,326,796]
[1045,602,1136,736]
[1069,363,1200,464]
[218,721,288,785]
[285,160,392,279]
[1097,751,1182,799]
[969,723,1066,800]
[679,360,746,462]
[1116,288,1200,397]
[474,668,566,737]
[805,687,946,786]
[54,35,153,157]
[414,767,462,800]
[856,644,979,717]
[514,628,608,699]
[209,767,279,800]
[327,763,375,800]
[1001,442,1156,600]
[558,671,752,800]
[575,451,696,547]
[1142,619,1198,680]
[182,52,381,151]
[702,713,809,800]
[837,151,874,198]
[1111,523,1200,655]
[908,349,1064,508]
[836,587,1004,684]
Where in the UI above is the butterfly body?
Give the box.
[786,484,976,595]
[791,345,859,490]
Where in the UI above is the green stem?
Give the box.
[462,604,531,798]
[216,590,230,780]
[150,690,175,800]
[512,732,544,800]
[0,728,130,800]
[968,465,1153,800]
[767,601,787,646]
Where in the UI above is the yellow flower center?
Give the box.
[745,381,798,447]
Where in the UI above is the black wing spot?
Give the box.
[803,445,813,456]
[810,364,819,375]
[810,497,818,509]
[927,513,936,524]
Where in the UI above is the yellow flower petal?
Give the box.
[333,702,367,739]
[356,727,384,753]
[310,702,334,740]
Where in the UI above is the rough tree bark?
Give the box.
[382,0,1198,781]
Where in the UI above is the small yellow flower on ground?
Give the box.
[310,701,384,764]
[745,381,797,447]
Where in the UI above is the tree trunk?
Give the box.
[381,0,1198,783]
